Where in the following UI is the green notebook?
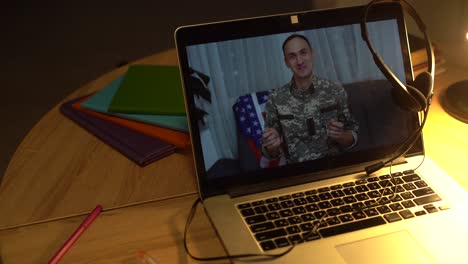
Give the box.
[108,65,186,115]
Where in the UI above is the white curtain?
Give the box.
[186,20,406,160]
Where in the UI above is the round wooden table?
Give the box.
[0,49,197,230]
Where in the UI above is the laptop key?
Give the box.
[414,180,428,188]
[293,198,308,206]
[423,204,438,213]
[331,198,345,206]
[268,203,281,211]
[252,201,265,206]
[303,231,321,241]
[415,210,427,216]
[254,206,268,214]
[319,216,386,238]
[245,215,267,225]
[355,185,369,193]
[241,208,255,217]
[401,200,416,208]
[403,183,417,191]
[343,187,357,195]
[367,177,379,182]
[364,208,379,217]
[343,182,355,187]
[319,192,332,200]
[401,192,415,200]
[255,228,287,241]
[305,204,319,212]
[326,208,341,216]
[326,217,341,226]
[300,222,314,231]
[412,187,435,197]
[355,179,367,185]
[301,213,315,222]
[266,212,280,220]
[287,216,302,225]
[384,212,402,223]
[389,203,404,211]
[292,206,306,215]
[339,214,354,223]
[280,200,295,208]
[279,195,292,201]
[399,209,414,219]
[274,219,289,227]
[379,174,391,180]
[274,237,290,248]
[286,225,301,234]
[314,211,327,219]
[331,184,343,190]
[260,240,277,251]
[279,209,293,218]
[377,205,391,214]
[402,174,421,182]
[292,192,305,198]
[318,201,332,209]
[289,234,303,244]
[238,203,251,209]
[306,195,320,203]
[414,194,441,205]
[343,196,357,204]
[352,211,366,220]
[251,222,275,233]
[367,182,380,190]
[331,190,345,198]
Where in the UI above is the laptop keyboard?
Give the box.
[236,170,447,251]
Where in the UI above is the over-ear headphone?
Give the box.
[360,0,435,112]
[361,0,435,175]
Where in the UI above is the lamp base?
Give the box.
[441,80,468,124]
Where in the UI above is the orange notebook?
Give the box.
[72,96,191,149]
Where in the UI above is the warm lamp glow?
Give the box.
[466,32,468,40]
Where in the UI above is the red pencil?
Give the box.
[48,205,103,264]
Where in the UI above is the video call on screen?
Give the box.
[185,19,416,179]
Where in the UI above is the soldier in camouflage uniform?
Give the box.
[262,34,359,164]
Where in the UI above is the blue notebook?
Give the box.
[81,76,188,132]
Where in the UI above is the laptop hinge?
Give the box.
[227,157,407,198]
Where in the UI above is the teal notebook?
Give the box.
[108,65,186,115]
[81,75,188,132]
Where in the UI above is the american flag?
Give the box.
[233,91,285,168]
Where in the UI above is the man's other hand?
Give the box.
[327,119,354,147]
[262,127,282,158]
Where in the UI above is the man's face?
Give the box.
[283,37,313,79]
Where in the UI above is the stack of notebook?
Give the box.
[408,34,446,76]
[60,65,191,167]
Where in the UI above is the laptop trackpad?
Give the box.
[336,230,434,264]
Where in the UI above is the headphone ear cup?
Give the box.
[406,84,427,111]
[391,84,427,112]
[413,71,433,99]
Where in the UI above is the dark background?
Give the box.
[0,0,312,182]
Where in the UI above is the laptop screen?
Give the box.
[176,3,421,197]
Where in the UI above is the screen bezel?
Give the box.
[175,3,423,199]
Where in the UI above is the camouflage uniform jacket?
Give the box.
[263,76,359,164]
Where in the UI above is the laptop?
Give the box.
[175,2,468,263]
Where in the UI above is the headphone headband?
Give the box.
[360,0,435,112]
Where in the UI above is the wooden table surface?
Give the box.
[0,49,197,230]
[0,49,467,263]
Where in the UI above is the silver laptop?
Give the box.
[175,3,468,263]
